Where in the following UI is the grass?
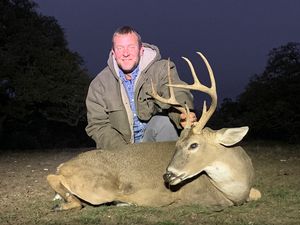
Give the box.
[0,142,299,225]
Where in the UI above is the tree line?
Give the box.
[0,0,92,149]
[210,42,300,143]
[1,0,299,149]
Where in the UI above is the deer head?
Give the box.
[151,52,249,185]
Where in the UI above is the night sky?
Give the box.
[34,0,300,103]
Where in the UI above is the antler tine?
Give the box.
[184,104,191,128]
[168,52,217,132]
[150,58,186,114]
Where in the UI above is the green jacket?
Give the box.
[85,43,194,149]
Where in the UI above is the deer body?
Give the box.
[51,142,178,207]
[47,52,261,210]
[48,137,255,209]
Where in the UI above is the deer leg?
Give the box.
[47,174,82,211]
[247,188,262,202]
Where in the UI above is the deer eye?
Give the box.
[189,143,198,150]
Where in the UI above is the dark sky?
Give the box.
[34,0,300,102]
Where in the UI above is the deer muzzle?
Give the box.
[163,171,175,183]
[163,171,186,185]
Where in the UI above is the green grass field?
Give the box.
[1,142,299,225]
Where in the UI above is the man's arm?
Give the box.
[85,83,128,149]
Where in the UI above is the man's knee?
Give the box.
[142,115,178,142]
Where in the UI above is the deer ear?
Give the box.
[216,126,249,146]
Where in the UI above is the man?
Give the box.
[86,26,196,149]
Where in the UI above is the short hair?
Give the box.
[112,26,142,49]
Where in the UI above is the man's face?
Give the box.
[112,32,143,74]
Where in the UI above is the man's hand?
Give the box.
[180,112,197,128]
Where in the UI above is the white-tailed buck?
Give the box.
[47,52,261,211]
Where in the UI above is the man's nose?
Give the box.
[123,48,130,56]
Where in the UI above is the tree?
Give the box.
[0,0,91,148]
[216,42,300,142]
[222,42,300,142]
[241,42,299,141]
[209,98,244,129]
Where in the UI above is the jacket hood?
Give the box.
[107,43,162,79]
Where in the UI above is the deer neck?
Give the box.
[204,155,249,203]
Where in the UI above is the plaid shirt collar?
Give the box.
[118,66,139,84]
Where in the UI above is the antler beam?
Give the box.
[169,52,217,132]
[150,59,187,115]
[150,52,217,132]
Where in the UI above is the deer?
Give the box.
[47,52,261,211]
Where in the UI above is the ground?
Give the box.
[0,142,299,225]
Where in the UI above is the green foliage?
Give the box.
[0,0,92,148]
[215,42,300,143]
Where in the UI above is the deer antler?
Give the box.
[150,59,192,128]
[167,52,217,133]
[151,59,186,113]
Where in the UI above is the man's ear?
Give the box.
[215,126,249,146]
[139,46,144,56]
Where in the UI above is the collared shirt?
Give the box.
[119,67,146,142]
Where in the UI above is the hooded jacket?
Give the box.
[85,43,194,149]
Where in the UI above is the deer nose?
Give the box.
[163,171,175,183]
